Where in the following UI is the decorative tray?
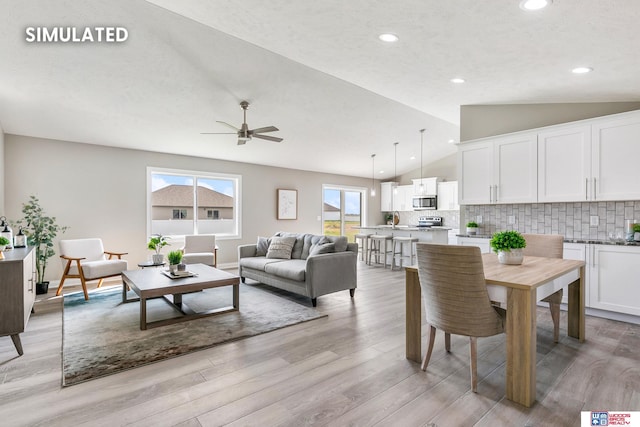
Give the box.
[161,270,197,279]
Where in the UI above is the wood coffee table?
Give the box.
[121,263,240,330]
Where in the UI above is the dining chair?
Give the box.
[416,243,505,393]
[181,234,217,267]
[521,233,564,343]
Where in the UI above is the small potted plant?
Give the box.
[148,234,169,264]
[634,223,640,242]
[490,230,527,265]
[167,250,183,274]
[384,213,394,225]
[466,221,479,235]
[0,236,10,257]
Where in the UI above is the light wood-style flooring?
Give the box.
[1,263,639,426]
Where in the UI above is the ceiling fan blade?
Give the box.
[253,134,283,143]
[216,121,240,131]
[250,126,279,134]
[201,132,237,135]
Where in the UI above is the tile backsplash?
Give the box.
[463,201,640,240]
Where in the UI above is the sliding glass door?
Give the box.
[322,185,366,243]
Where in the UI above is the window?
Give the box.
[172,209,187,219]
[322,184,367,243]
[148,167,242,239]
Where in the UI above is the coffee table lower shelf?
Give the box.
[121,264,240,330]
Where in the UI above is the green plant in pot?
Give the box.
[148,234,169,264]
[17,195,68,294]
[490,230,527,265]
[0,235,10,253]
[167,250,183,274]
[466,221,479,235]
[634,223,640,242]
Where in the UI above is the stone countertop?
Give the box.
[356,225,451,232]
[456,233,640,246]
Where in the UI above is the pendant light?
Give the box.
[370,154,376,197]
[419,129,425,194]
[393,142,399,195]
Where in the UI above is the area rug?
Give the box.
[62,283,326,386]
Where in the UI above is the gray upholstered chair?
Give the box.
[521,233,564,343]
[181,234,217,267]
[416,243,505,393]
[57,238,128,300]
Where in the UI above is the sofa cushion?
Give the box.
[256,236,271,257]
[240,256,284,271]
[275,232,307,259]
[310,242,335,256]
[301,234,325,259]
[182,253,214,266]
[325,235,348,252]
[77,259,128,280]
[266,236,297,259]
[264,259,306,282]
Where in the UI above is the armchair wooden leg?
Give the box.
[470,337,478,392]
[56,261,72,296]
[421,325,437,371]
[97,278,104,288]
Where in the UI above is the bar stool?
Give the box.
[354,233,371,262]
[368,235,393,268]
[392,236,419,270]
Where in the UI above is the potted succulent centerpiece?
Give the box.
[466,221,479,235]
[17,195,68,294]
[634,223,640,242]
[490,230,527,265]
[167,250,183,274]
[147,234,169,264]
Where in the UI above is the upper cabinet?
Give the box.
[458,132,537,205]
[392,185,413,211]
[437,181,459,211]
[412,177,439,196]
[460,109,640,205]
[380,182,397,212]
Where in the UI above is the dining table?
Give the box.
[405,253,586,408]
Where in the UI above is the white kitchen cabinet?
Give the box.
[589,245,640,316]
[380,182,397,212]
[539,110,640,202]
[457,236,491,253]
[562,243,588,306]
[458,132,537,205]
[538,124,591,202]
[437,181,459,211]
[392,185,413,211]
[591,113,640,200]
[412,177,439,196]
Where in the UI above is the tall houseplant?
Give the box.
[18,195,68,293]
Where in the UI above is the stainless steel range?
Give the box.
[416,216,442,228]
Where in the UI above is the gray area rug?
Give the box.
[62,283,326,386]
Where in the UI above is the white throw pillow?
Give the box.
[266,236,296,259]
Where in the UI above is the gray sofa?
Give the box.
[238,232,357,306]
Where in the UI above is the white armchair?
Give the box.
[181,234,217,267]
[56,238,128,300]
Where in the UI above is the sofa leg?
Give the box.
[349,288,355,298]
[311,298,317,307]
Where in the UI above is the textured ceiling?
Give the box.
[1,0,639,179]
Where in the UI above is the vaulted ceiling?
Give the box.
[1,0,639,179]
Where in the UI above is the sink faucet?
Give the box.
[392,211,400,229]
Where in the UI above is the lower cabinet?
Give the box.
[457,236,491,253]
[589,245,640,316]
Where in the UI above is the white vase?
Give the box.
[152,253,164,264]
[497,248,524,265]
[467,227,478,235]
[169,264,178,274]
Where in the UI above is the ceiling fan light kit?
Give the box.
[201,100,283,145]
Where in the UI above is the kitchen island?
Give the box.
[355,225,450,244]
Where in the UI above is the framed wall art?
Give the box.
[277,189,297,220]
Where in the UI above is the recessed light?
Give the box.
[410,156,416,160]
[378,33,399,43]
[520,0,552,11]
[448,139,456,144]
[379,170,385,174]
[572,67,593,74]
[450,78,465,84]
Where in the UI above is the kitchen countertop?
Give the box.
[456,233,640,246]
[356,225,451,232]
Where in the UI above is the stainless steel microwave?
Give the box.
[412,195,437,210]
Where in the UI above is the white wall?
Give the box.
[4,135,382,281]
[0,122,4,214]
[398,153,457,184]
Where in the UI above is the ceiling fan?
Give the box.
[201,101,283,145]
